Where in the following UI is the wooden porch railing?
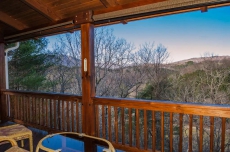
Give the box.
[2,90,230,152]
[1,90,82,133]
[94,97,230,152]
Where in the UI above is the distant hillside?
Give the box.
[170,56,230,65]
[164,56,230,75]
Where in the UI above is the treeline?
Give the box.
[8,27,230,105]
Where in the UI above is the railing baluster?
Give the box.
[161,112,164,152]
[58,100,61,130]
[129,108,132,147]
[179,113,183,152]
[210,116,214,152]
[5,94,9,118]
[50,99,53,128]
[38,98,41,125]
[22,96,25,121]
[95,104,99,137]
[14,95,17,119]
[108,106,111,141]
[76,100,79,132]
[221,117,226,152]
[189,115,193,152]
[102,105,105,138]
[67,101,70,131]
[28,96,31,123]
[199,115,203,152]
[54,99,57,130]
[71,101,74,132]
[170,112,173,152]
[31,97,34,123]
[27,96,29,122]
[152,111,156,152]
[115,107,118,144]
[42,98,44,126]
[144,110,147,150]
[35,97,37,124]
[62,100,65,131]
[16,95,19,119]
[122,107,125,145]
[46,99,49,127]
[13,95,15,119]
[136,109,140,149]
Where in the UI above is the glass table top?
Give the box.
[40,133,124,152]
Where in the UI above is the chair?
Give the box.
[0,124,33,152]
[0,136,29,152]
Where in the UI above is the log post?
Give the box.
[81,23,96,151]
[0,40,6,122]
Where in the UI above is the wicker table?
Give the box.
[0,124,33,152]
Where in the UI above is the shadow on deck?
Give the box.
[0,121,48,152]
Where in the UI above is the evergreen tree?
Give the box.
[8,38,51,91]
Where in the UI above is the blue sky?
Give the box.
[109,6,230,62]
[48,6,230,62]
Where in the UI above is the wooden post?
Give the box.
[0,40,6,122]
[81,23,96,152]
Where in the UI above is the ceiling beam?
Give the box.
[0,11,28,30]
[100,0,118,7]
[20,0,61,21]
[95,0,166,15]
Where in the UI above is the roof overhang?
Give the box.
[0,0,229,43]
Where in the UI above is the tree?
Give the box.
[137,43,170,100]
[8,38,51,91]
[94,28,146,98]
[46,33,82,94]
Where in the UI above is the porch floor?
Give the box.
[0,121,48,152]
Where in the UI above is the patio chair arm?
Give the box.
[0,136,18,146]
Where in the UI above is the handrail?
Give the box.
[93,97,230,117]
[1,89,82,100]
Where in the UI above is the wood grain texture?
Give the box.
[108,106,111,141]
[144,110,147,150]
[122,107,125,145]
[152,111,156,152]
[199,116,203,152]
[179,114,183,152]
[189,115,193,152]
[210,116,214,152]
[136,109,140,149]
[0,43,6,122]
[81,23,95,136]
[161,112,164,152]
[94,0,166,15]
[0,11,28,30]
[221,117,226,152]
[170,113,173,152]
[115,107,118,143]
[129,108,132,146]
[20,0,61,21]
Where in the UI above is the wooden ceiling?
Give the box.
[0,0,229,43]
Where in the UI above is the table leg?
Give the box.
[21,139,24,147]
[29,134,33,152]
